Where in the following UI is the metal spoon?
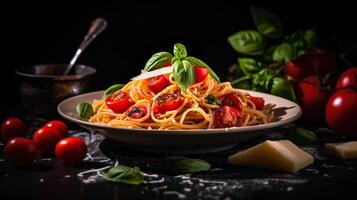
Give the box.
[63,17,107,75]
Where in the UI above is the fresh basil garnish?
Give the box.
[205,94,221,105]
[270,77,296,101]
[173,43,187,60]
[250,6,283,38]
[173,60,195,92]
[171,159,211,174]
[103,84,124,98]
[238,58,263,75]
[76,102,94,119]
[184,56,220,82]
[228,30,266,55]
[101,165,147,185]
[284,126,317,145]
[272,43,294,63]
[144,51,173,71]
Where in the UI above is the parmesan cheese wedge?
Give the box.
[325,141,357,159]
[228,140,314,173]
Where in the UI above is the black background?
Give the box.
[2,0,357,106]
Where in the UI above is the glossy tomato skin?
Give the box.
[326,88,357,136]
[246,96,265,110]
[153,92,183,114]
[45,120,68,137]
[284,52,337,81]
[336,67,357,89]
[218,93,242,111]
[194,67,208,83]
[214,106,242,128]
[147,75,171,94]
[295,76,332,124]
[106,91,134,114]
[33,127,63,155]
[1,117,27,142]
[127,106,147,119]
[4,137,39,166]
[55,137,87,164]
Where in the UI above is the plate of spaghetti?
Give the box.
[58,43,302,154]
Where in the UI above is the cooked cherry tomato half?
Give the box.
[326,88,357,136]
[336,67,357,89]
[219,93,242,111]
[33,126,63,155]
[246,95,265,110]
[194,67,208,83]
[153,91,183,114]
[4,137,39,166]
[105,91,134,113]
[1,117,27,142]
[147,75,171,94]
[127,106,147,119]
[55,137,87,164]
[44,120,68,137]
[214,106,242,128]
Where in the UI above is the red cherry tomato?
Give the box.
[4,137,39,166]
[295,76,332,124]
[33,127,63,155]
[55,137,87,164]
[284,51,336,81]
[326,88,357,136]
[105,91,134,113]
[147,75,171,94]
[336,67,357,89]
[246,95,265,110]
[194,67,208,83]
[1,117,27,142]
[153,91,183,114]
[218,93,242,111]
[127,106,147,119]
[214,106,242,128]
[45,120,68,137]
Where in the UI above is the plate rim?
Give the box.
[58,89,302,135]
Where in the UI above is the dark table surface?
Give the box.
[1,106,357,200]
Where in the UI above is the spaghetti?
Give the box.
[89,73,275,130]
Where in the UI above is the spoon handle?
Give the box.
[64,18,107,75]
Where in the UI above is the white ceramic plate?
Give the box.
[58,90,301,154]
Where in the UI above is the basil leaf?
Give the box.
[250,6,283,38]
[304,30,316,47]
[101,165,147,185]
[284,126,317,145]
[228,30,266,55]
[172,159,211,173]
[273,43,294,63]
[263,45,278,61]
[205,94,221,105]
[185,56,220,82]
[144,51,173,71]
[173,43,187,59]
[270,77,296,101]
[252,68,276,92]
[285,31,306,52]
[76,102,94,119]
[173,60,195,92]
[103,84,124,98]
[238,58,263,75]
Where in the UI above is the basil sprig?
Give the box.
[101,165,147,185]
[103,84,124,98]
[76,102,94,119]
[143,43,220,92]
[171,159,211,174]
[228,30,266,55]
[144,52,173,71]
[251,6,283,38]
[173,60,195,92]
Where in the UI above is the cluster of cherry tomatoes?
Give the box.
[285,51,357,135]
[1,118,87,166]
